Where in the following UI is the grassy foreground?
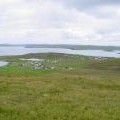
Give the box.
[0,53,120,120]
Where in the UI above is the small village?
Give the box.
[20,58,74,70]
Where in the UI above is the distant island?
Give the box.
[0,44,120,51]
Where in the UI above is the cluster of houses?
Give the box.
[33,63,55,70]
[94,57,108,60]
[20,58,74,70]
[21,58,55,70]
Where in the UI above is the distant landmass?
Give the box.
[0,44,120,51]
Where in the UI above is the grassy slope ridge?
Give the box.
[0,53,120,120]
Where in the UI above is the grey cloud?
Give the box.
[58,0,120,10]
[57,0,120,19]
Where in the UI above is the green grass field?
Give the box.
[0,53,120,120]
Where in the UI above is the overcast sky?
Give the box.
[0,0,120,45]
